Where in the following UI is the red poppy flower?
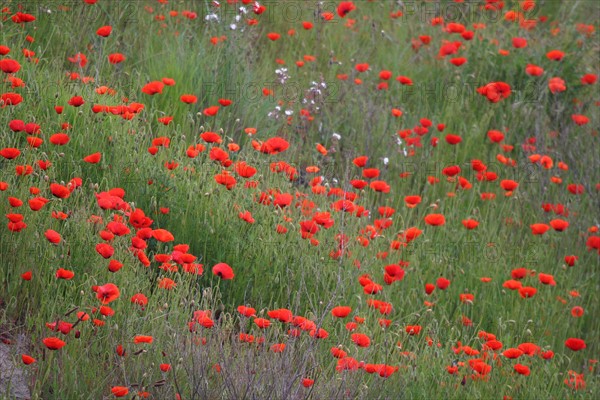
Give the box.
[436,277,450,290]
[546,50,564,61]
[470,360,491,375]
[302,378,314,387]
[425,214,445,226]
[12,12,36,23]
[450,57,466,66]
[0,147,20,159]
[351,333,371,347]
[567,184,584,195]
[130,293,148,308]
[160,363,171,372]
[503,348,523,359]
[96,283,120,304]
[96,25,112,37]
[581,73,597,84]
[518,286,537,298]
[572,115,589,126]
[83,152,102,164]
[111,386,129,397]
[370,180,390,193]
[405,325,422,335]
[538,273,556,286]
[141,81,164,95]
[337,1,356,17]
[462,219,479,229]
[512,37,527,48]
[180,94,197,104]
[133,335,153,344]
[152,229,174,242]
[541,350,554,359]
[43,337,66,350]
[512,268,529,281]
[22,354,36,365]
[55,268,75,280]
[67,52,87,67]
[49,133,70,146]
[96,243,115,258]
[331,306,352,318]
[213,263,234,280]
[214,171,236,189]
[564,370,586,390]
[259,137,289,154]
[361,168,379,179]
[396,76,413,85]
[353,156,368,167]
[549,219,569,231]
[254,318,271,328]
[530,223,550,235]
[108,53,125,64]
[525,64,544,76]
[425,283,435,295]
[44,229,61,244]
[564,255,578,266]
[565,338,586,351]
[68,96,85,107]
[501,180,519,191]
[202,105,219,116]
[548,77,566,94]
[237,306,256,318]
[0,58,20,73]
[442,165,461,176]
[477,82,511,102]
[571,306,584,317]
[445,134,462,144]
[0,92,23,107]
[514,364,530,376]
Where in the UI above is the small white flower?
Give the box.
[284,110,293,116]
[383,157,389,165]
[332,133,341,140]
[230,24,237,30]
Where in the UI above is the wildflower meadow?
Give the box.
[0,0,599,399]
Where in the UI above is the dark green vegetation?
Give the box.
[0,1,598,399]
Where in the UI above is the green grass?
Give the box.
[0,0,599,399]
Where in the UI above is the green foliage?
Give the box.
[0,1,599,399]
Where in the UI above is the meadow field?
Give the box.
[0,0,599,398]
